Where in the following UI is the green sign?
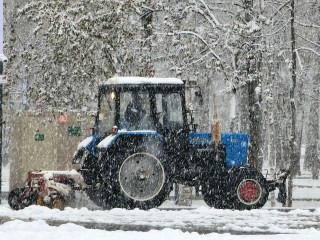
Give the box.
[68,126,81,136]
[35,133,45,141]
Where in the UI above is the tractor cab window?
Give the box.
[119,92,154,130]
[97,89,116,136]
[155,92,184,130]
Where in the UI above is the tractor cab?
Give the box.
[96,76,188,138]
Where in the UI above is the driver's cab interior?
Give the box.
[97,87,185,136]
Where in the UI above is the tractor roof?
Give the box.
[102,76,184,86]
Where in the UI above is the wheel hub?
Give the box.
[237,179,262,205]
[119,153,165,201]
[136,168,148,181]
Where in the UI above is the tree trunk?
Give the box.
[242,0,264,171]
[264,46,277,206]
[266,88,276,206]
[288,0,298,207]
[304,73,320,179]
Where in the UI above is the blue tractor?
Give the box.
[72,76,289,210]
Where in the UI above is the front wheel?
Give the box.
[100,150,172,210]
[228,167,269,210]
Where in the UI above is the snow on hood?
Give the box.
[103,76,184,85]
[77,136,93,150]
[97,130,158,149]
[97,134,115,149]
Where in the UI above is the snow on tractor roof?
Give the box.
[103,76,184,85]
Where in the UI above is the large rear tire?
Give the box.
[118,152,170,209]
[119,153,165,201]
[100,149,172,210]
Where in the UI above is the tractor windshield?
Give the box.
[97,85,185,135]
[119,91,153,130]
[119,91,184,131]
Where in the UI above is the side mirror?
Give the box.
[194,87,203,105]
[186,108,198,132]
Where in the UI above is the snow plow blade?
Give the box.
[8,170,87,210]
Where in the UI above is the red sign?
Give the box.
[59,113,68,123]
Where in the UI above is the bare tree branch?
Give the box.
[255,17,291,38]
[295,21,320,29]
[295,47,320,56]
[296,33,320,48]
[175,30,222,61]
[267,0,292,20]
[191,0,222,30]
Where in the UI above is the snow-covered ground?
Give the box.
[1,201,320,240]
[2,157,320,239]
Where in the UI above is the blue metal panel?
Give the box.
[221,132,249,169]
[188,132,212,145]
[85,133,100,157]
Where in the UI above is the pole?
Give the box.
[0,0,4,204]
[0,62,2,204]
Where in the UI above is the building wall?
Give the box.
[9,111,95,189]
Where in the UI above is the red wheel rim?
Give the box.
[237,179,262,204]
